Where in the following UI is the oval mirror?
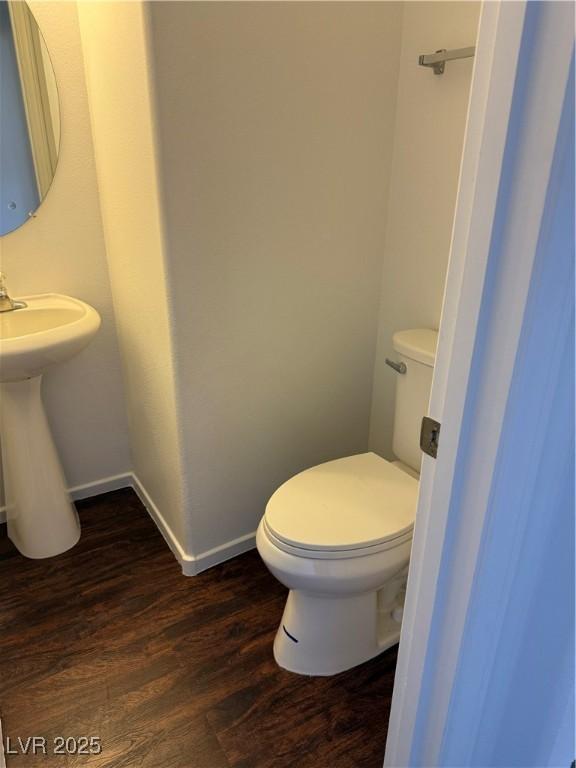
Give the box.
[0,1,60,236]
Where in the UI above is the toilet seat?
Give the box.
[264,452,418,559]
[262,518,413,560]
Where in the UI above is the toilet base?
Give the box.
[273,586,404,676]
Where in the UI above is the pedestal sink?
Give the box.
[0,294,101,558]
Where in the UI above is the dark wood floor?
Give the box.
[0,489,398,767]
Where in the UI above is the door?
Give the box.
[384,1,575,765]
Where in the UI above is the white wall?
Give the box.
[77,3,188,552]
[0,1,480,571]
[147,2,404,556]
[0,2,131,496]
[370,1,480,458]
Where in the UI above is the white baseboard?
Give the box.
[70,472,134,501]
[1,471,257,577]
[129,473,194,571]
[130,473,256,576]
[0,472,133,524]
[187,531,257,576]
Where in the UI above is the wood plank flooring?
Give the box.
[0,489,398,767]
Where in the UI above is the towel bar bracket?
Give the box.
[418,46,476,75]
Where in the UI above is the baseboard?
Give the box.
[0,471,257,575]
[70,472,134,501]
[129,473,195,572]
[130,473,257,576]
[187,531,257,576]
[0,472,133,524]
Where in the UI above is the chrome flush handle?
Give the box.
[385,358,407,375]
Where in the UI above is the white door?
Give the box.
[385,1,575,765]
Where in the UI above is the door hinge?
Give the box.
[420,416,441,459]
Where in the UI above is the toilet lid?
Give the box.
[264,453,418,553]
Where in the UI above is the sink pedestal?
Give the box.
[0,375,80,558]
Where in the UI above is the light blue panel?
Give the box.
[439,53,575,768]
[408,2,575,764]
[410,5,544,762]
[0,1,39,235]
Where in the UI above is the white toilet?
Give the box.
[256,328,438,676]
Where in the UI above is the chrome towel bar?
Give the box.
[418,46,476,75]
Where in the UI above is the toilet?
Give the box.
[256,328,438,676]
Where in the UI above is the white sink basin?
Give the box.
[0,293,100,382]
[0,293,101,559]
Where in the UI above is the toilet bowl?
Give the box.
[257,328,438,676]
[257,452,417,675]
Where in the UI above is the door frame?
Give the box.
[384,1,574,764]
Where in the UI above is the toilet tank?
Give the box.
[392,329,438,474]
